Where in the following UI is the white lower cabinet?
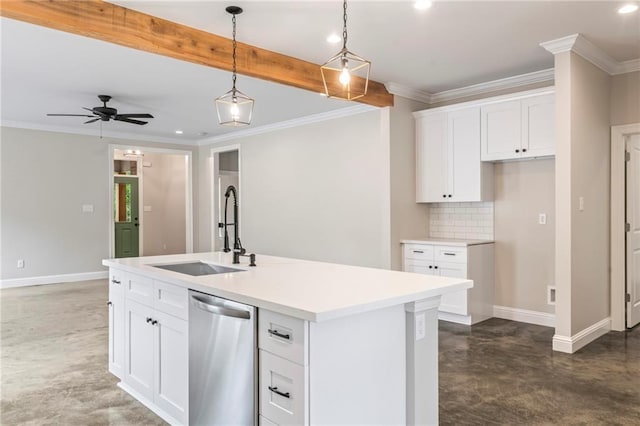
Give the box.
[109,269,188,425]
[259,350,308,425]
[403,243,494,325]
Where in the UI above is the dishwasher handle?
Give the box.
[191,295,251,320]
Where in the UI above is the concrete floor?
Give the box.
[1,280,638,425]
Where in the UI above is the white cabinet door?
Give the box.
[436,262,469,315]
[154,310,189,424]
[108,279,125,379]
[124,299,155,401]
[416,112,448,202]
[521,94,555,158]
[449,107,481,201]
[481,100,521,161]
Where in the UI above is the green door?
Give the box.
[114,177,139,258]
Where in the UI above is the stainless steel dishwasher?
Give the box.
[189,290,257,425]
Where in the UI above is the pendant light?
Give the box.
[216,6,254,126]
[320,0,371,101]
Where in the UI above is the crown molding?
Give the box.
[430,68,555,104]
[385,82,433,104]
[0,120,197,145]
[540,33,640,75]
[385,69,554,105]
[197,104,377,146]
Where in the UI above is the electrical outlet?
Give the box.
[415,313,426,341]
[17,259,24,269]
[538,213,547,225]
[579,196,585,211]
[547,285,556,305]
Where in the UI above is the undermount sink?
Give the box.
[153,261,245,276]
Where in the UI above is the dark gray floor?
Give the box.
[1,280,638,425]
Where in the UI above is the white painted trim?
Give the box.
[386,69,554,105]
[385,82,433,104]
[117,382,181,426]
[540,33,640,75]
[493,305,555,328]
[413,87,555,117]
[0,271,108,289]
[611,123,640,331]
[430,69,555,104]
[197,104,376,145]
[0,120,195,146]
[552,318,611,354]
[437,311,472,325]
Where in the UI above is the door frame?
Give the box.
[610,123,640,331]
[108,144,194,258]
[210,144,241,252]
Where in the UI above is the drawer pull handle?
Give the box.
[412,250,424,254]
[107,301,112,306]
[268,386,290,399]
[268,329,291,340]
[443,253,456,256]
[111,279,121,284]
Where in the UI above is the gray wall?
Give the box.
[494,159,555,313]
[199,109,393,269]
[610,71,640,126]
[0,126,198,281]
[142,152,186,256]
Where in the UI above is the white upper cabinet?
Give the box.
[415,107,493,203]
[481,92,555,161]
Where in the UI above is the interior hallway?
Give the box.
[0,280,638,425]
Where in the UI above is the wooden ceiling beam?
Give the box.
[0,0,394,108]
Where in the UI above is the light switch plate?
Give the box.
[82,204,94,213]
[415,313,426,340]
[538,213,547,225]
[144,205,152,212]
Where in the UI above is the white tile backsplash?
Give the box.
[429,202,494,240]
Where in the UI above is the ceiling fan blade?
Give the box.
[114,116,148,125]
[116,113,154,119]
[84,118,101,124]
[84,107,107,118]
[47,113,96,117]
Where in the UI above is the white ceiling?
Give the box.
[1,1,639,144]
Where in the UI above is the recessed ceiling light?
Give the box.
[618,4,638,13]
[326,34,341,44]
[414,0,433,11]
[175,130,183,134]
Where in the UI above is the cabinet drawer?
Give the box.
[109,270,125,294]
[152,280,188,320]
[434,246,467,264]
[403,244,434,261]
[259,310,308,366]
[259,350,308,426]
[124,272,154,307]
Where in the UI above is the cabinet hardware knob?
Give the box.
[268,329,291,340]
[146,317,152,323]
[111,279,121,284]
[442,194,446,198]
[107,301,112,306]
[268,386,290,399]
[448,194,452,198]
[428,265,433,269]
[522,148,527,152]
[515,149,520,153]
[151,320,158,326]
[434,266,439,269]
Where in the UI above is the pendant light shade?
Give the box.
[321,0,370,101]
[216,6,254,126]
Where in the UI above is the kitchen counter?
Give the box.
[401,237,494,246]
[103,251,472,322]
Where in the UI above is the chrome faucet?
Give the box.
[223,185,256,266]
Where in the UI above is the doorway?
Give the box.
[109,145,194,258]
[211,146,240,252]
[114,176,139,257]
[626,134,640,328]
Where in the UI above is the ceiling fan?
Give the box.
[47,95,154,125]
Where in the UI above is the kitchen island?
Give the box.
[103,252,472,426]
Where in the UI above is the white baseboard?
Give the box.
[117,381,182,425]
[438,311,472,325]
[0,271,108,289]
[552,317,611,353]
[493,305,555,327]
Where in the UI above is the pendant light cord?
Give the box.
[342,0,348,50]
[232,13,237,90]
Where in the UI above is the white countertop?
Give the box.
[401,237,494,246]
[103,252,472,322]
